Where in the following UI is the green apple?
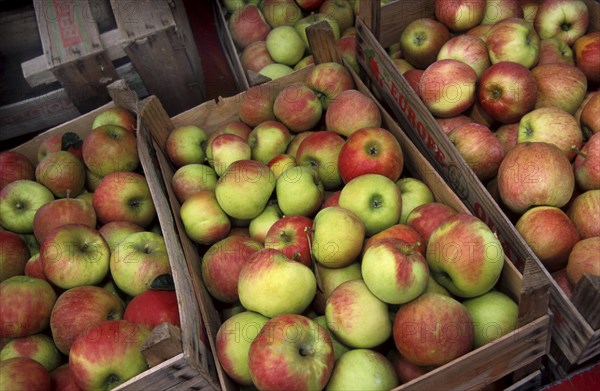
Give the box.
[0,179,54,234]
[171,163,218,203]
[325,279,392,348]
[426,213,504,298]
[338,174,403,236]
[81,124,139,177]
[266,26,306,66]
[315,261,362,300]
[276,165,324,216]
[248,120,292,164]
[425,275,451,296]
[209,133,252,176]
[238,248,316,317]
[259,63,294,80]
[248,200,282,243]
[326,349,399,391]
[462,290,519,348]
[311,206,365,268]
[362,238,429,305]
[295,131,345,191]
[110,231,171,297]
[313,315,350,361]
[216,311,269,386]
[98,221,145,252]
[0,334,62,371]
[215,159,276,220]
[224,0,263,13]
[319,0,355,34]
[396,177,434,224]
[261,0,302,28]
[294,13,341,51]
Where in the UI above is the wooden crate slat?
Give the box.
[110,0,175,40]
[571,275,600,329]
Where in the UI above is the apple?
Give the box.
[91,107,136,133]
[41,224,110,289]
[0,333,61,371]
[574,132,600,191]
[581,92,600,140]
[240,84,277,128]
[267,153,296,179]
[394,292,473,367]
[92,171,156,228]
[294,13,340,50]
[568,190,600,239]
[574,31,600,84]
[467,100,499,128]
[362,223,425,258]
[34,151,85,198]
[406,202,457,245]
[0,276,57,338]
[481,0,523,25]
[326,349,399,390]
[215,159,276,220]
[325,279,392,348]
[238,248,317,317]
[311,206,365,268]
[258,63,294,79]
[338,173,403,236]
[313,261,362,306]
[265,25,306,66]
[209,133,252,176]
[336,35,359,73]
[436,115,472,134]
[37,131,84,163]
[124,289,180,329]
[305,62,354,110]
[240,40,274,74]
[437,34,491,78]
[325,89,382,137]
[84,168,103,192]
[0,179,54,234]
[338,127,404,184]
[50,285,124,355]
[0,357,51,391]
[538,38,574,66]
[276,165,324,217]
[165,125,208,168]
[216,311,269,386]
[390,351,429,384]
[264,215,313,267]
[486,18,540,69]
[462,290,519,348]
[295,0,325,11]
[312,315,350,360]
[49,364,82,391]
[295,130,345,190]
[434,0,485,32]
[427,213,505,297]
[517,107,583,161]
[97,221,145,252]
[394,58,415,75]
[516,206,580,271]
[418,59,477,118]
[273,82,323,133]
[180,190,232,245]
[110,231,171,297]
[24,253,45,280]
[465,23,493,41]
[0,151,35,191]
[399,18,450,69]
[534,0,589,46]
[294,54,315,70]
[532,63,587,115]
[319,0,354,34]
[566,237,600,286]
[494,122,519,154]
[477,61,537,124]
[248,120,292,164]
[223,0,262,13]
[497,142,575,214]
[448,122,505,182]
[69,320,151,390]
[396,177,435,225]
[33,197,96,245]
[261,0,302,27]
[0,230,30,282]
[521,0,540,24]
[229,5,272,49]
[248,200,281,243]
[171,163,218,203]
[362,237,429,305]
[286,131,314,158]
[81,124,138,178]
[248,314,334,390]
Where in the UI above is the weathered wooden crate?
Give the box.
[354,0,600,374]
[10,80,220,391]
[1,0,205,142]
[134,25,551,390]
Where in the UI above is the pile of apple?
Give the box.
[0,109,183,390]
[222,0,361,80]
[389,0,600,293]
[165,61,520,390]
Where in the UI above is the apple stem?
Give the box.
[404,241,421,255]
[571,145,587,158]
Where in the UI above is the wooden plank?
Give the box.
[141,323,183,368]
[0,5,41,56]
[571,275,600,330]
[306,21,343,65]
[110,0,175,40]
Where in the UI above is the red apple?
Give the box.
[336,35,359,73]
[406,202,457,245]
[325,89,382,137]
[552,268,573,298]
[0,231,29,282]
[437,34,491,78]
[399,18,450,69]
[568,190,600,239]
[264,215,313,267]
[273,82,323,133]
[580,92,600,140]
[321,190,341,208]
[81,125,139,178]
[91,107,136,133]
[532,63,587,115]
[574,132,600,191]
[35,151,86,198]
[538,38,574,66]
[403,69,424,93]
[37,131,84,163]
[481,0,523,25]
[97,221,145,251]
[391,352,429,384]
[486,17,540,69]
[295,0,324,11]
[295,130,345,190]
[574,31,600,84]
[0,151,35,191]
[239,85,277,128]
[240,40,274,73]
[494,122,519,154]
[566,237,600,286]
[229,5,272,49]
[436,115,472,135]
[435,0,486,32]
[124,289,180,329]
[33,198,96,245]
[477,61,537,124]
[24,253,46,281]
[0,357,51,391]
[171,163,218,203]
[50,364,82,391]
[305,62,354,110]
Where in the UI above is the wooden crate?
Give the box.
[354,0,600,373]
[1,0,205,142]
[134,25,550,390]
[9,80,220,391]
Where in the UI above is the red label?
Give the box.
[53,0,82,48]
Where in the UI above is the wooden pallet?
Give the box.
[1,0,205,141]
[354,0,600,374]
